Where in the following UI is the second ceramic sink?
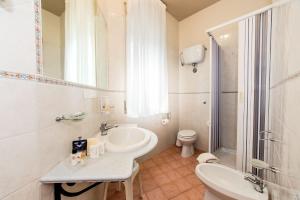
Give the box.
[105,127,151,153]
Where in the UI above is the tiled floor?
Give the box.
[107,146,206,200]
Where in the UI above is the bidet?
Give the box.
[195,163,268,200]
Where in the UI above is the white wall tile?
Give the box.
[220,93,238,149]
[0,132,40,199]
[179,93,210,151]
[0,79,38,140]
[2,180,40,200]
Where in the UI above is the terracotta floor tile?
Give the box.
[151,153,162,159]
[160,150,172,157]
[185,156,197,163]
[154,174,171,186]
[141,169,152,181]
[183,186,205,200]
[172,153,183,160]
[143,177,159,192]
[165,147,176,154]
[146,188,168,200]
[163,155,176,163]
[186,174,202,186]
[149,166,164,176]
[134,194,148,200]
[143,159,156,169]
[160,182,181,199]
[171,193,190,200]
[176,166,193,176]
[153,157,165,165]
[108,191,126,200]
[174,177,193,192]
[185,164,196,174]
[137,146,205,200]
[169,160,184,169]
[159,163,173,173]
[165,170,182,181]
[181,157,193,165]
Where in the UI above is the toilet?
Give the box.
[176,130,197,157]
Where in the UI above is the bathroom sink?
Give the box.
[195,163,268,200]
[105,127,151,152]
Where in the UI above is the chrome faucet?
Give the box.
[100,122,118,136]
[244,173,265,193]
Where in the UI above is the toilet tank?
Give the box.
[180,44,206,66]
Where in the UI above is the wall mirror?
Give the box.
[41,0,109,89]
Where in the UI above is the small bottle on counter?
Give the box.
[71,136,88,166]
[71,149,79,166]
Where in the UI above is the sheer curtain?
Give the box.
[126,0,168,118]
[64,0,96,86]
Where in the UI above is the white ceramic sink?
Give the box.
[105,127,151,153]
[195,163,268,200]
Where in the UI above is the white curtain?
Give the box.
[126,0,168,118]
[64,0,96,86]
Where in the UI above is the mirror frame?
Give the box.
[34,0,110,90]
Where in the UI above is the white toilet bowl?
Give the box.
[176,130,197,157]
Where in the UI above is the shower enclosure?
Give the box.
[209,23,239,169]
[208,0,300,198]
[209,10,272,171]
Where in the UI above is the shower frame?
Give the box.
[207,0,291,172]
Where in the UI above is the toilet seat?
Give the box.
[178,130,196,140]
[178,136,196,142]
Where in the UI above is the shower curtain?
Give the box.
[237,10,272,172]
[210,37,221,153]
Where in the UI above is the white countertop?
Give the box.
[40,130,157,183]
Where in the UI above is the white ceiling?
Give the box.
[162,0,220,21]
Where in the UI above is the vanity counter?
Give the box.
[40,153,133,183]
[40,130,158,183]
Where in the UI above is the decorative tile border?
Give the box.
[0,70,91,88]
[0,70,127,93]
[0,70,36,81]
[34,0,43,74]
[1,70,182,95]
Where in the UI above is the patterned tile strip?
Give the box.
[34,0,43,74]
